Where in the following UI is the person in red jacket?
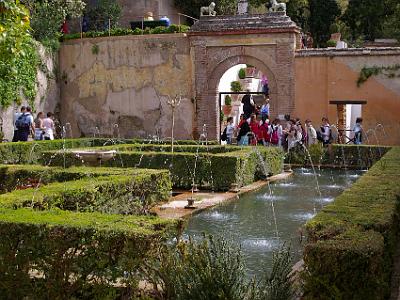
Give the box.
[259,119,270,145]
[249,114,259,146]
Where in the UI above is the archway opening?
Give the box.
[217,63,275,142]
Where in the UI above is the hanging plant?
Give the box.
[357,64,400,87]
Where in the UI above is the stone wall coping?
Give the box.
[61,33,189,45]
[295,47,400,57]
[189,12,300,34]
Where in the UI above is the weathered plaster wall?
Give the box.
[294,48,400,145]
[1,46,59,141]
[59,34,193,139]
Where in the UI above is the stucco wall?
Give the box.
[59,34,193,139]
[0,46,59,141]
[294,48,400,145]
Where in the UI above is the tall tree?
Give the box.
[342,0,386,41]
[286,0,310,31]
[309,0,340,46]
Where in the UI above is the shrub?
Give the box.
[225,95,232,105]
[326,39,337,47]
[0,208,179,299]
[43,147,284,191]
[147,236,256,300]
[303,147,400,299]
[238,68,246,79]
[0,168,171,215]
[231,81,243,92]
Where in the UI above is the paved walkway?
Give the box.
[152,171,293,219]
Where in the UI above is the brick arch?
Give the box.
[205,55,279,139]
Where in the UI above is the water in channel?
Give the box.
[184,168,363,278]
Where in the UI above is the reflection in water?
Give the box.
[184,168,362,277]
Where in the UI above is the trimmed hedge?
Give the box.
[0,168,171,215]
[43,147,284,191]
[303,147,400,299]
[0,139,219,164]
[0,208,179,299]
[286,144,389,168]
[63,24,190,41]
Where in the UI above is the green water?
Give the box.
[184,168,363,277]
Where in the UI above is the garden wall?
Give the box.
[59,34,194,139]
[303,147,400,299]
[1,45,60,142]
[295,48,400,146]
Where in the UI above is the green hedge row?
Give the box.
[43,147,284,191]
[0,167,171,215]
[0,139,219,164]
[303,147,400,299]
[0,208,179,299]
[63,24,190,41]
[286,144,389,168]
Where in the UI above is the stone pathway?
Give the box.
[152,172,293,219]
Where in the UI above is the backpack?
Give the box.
[316,130,323,142]
[221,127,227,142]
[15,113,31,130]
[270,126,279,145]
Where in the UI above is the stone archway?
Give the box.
[189,12,300,139]
[208,55,278,120]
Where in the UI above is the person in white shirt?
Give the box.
[225,117,235,145]
[43,112,55,140]
[353,117,363,144]
[320,117,331,146]
[305,119,317,146]
[12,106,26,142]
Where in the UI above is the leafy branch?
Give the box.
[357,64,400,87]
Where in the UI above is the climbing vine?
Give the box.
[0,0,39,108]
[357,64,400,87]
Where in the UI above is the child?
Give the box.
[226,117,235,145]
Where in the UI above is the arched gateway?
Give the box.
[188,12,301,139]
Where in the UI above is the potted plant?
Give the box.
[230,81,242,92]
[238,68,246,79]
[230,81,242,102]
[245,64,256,78]
[326,39,337,48]
[222,95,232,115]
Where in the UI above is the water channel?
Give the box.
[184,168,363,277]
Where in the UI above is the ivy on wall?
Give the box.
[0,1,39,109]
[357,64,400,87]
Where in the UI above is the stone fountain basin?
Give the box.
[72,150,117,163]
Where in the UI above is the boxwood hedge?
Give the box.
[0,170,171,215]
[42,147,284,191]
[0,208,180,299]
[0,138,218,164]
[303,147,400,299]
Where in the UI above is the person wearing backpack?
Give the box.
[269,118,282,146]
[15,106,34,142]
[260,98,270,122]
[12,106,26,142]
[320,117,331,146]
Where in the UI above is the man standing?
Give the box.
[320,117,331,146]
[15,106,34,142]
[241,90,255,119]
[305,119,317,146]
[12,106,26,142]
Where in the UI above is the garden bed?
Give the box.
[303,147,400,299]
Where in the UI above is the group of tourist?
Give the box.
[222,95,364,150]
[12,106,55,142]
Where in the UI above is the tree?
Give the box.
[85,0,121,31]
[309,0,340,47]
[22,0,85,49]
[286,0,310,31]
[382,1,400,41]
[0,0,38,108]
[342,0,386,41]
